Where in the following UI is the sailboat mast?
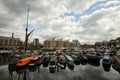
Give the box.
[25,4,30,53]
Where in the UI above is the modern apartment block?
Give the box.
[44,38,77,49]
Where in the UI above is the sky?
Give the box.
[0,0,120,44]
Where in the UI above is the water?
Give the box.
[0,60,120,80]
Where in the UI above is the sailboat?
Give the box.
[16,4,35,73]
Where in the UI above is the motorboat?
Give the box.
[49,55,57,73]
[102,53,111,71]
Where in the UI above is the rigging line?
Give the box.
[28,31,34,43]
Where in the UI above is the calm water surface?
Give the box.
[0,60,120,80]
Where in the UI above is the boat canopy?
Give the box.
[42,52,49,55]
[103,54,110,60]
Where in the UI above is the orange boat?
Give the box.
[17,56,34,66]
[16,56,34,73]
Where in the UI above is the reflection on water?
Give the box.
[0,60,120,80]
[87,60,100,66]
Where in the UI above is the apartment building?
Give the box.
[0,36,22,49]
[44,38,76,49]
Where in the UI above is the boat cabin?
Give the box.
[102,54,110,64]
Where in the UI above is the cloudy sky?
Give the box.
[0,0,120,44]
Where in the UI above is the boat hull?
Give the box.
[78,54,87,65]
[102,63,111,72]
[74,60,80,65]
[16,65,28,74]
[42,56,51,67]
[49,67,56,73]
[112,63,120,73]
[28,64,37,72]
[86,55,100,63]
[67,63,74,70]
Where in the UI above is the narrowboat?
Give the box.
[64,55,74,70]
[85,50,100,62]
[42,55,51,67]
[71,54,80,65]
[78,54,87,65]
[37,54,45,66]
[57,54,66,69]
[28,56,39,72]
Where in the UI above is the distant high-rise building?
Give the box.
[33,38,39,46]
[72,40,80,47]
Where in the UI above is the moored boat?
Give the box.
[28,56,39,72]
[112,50,120,73]
[49,55,57,73]
[37,54,45,66]
[57,54,66,69]
[16,56,33,73]
[85,50,100,62]
[64,55,74,70]
[71,54,80,65]
[78,54,87,65]
[102,53,111,71]
[42,55,51,67]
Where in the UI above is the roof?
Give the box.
[103,54,110,60]
[65,55,73,61]
[50,55,56,61]
[0,36,20,40]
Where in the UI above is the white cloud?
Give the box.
[0,0,120,44]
